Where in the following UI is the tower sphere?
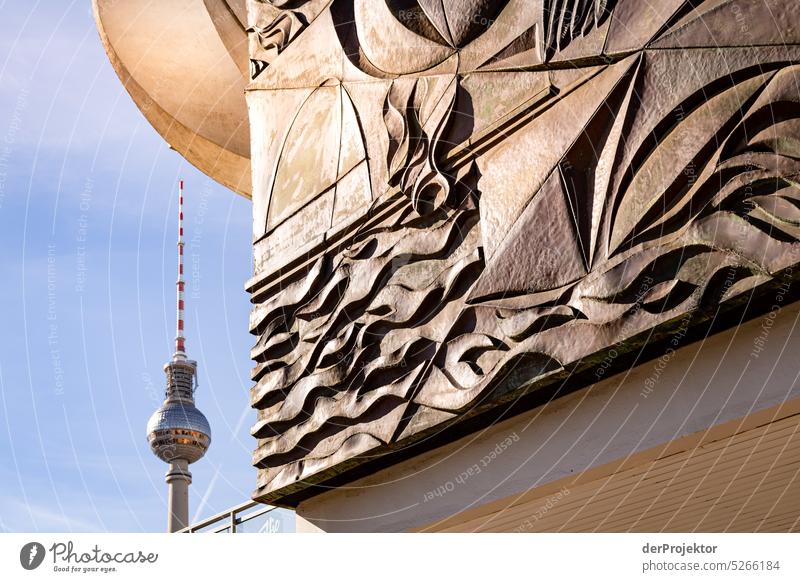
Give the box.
[147,398,211,464]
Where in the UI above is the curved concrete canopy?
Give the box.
[93,0,251,197]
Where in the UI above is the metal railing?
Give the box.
[180,500,295,533]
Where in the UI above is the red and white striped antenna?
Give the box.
[175,179,186,357]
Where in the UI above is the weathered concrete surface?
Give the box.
[243,0,800,507]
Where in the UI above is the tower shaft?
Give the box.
[166,460,191,532]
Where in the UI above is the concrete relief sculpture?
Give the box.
[243,0,800,505]
[91,0,800,507]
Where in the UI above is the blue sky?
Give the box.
[0,2,257,532]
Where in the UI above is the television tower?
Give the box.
[146,180,211,532]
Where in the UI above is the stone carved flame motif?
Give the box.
[248,0,800,502]
[383,77,461,214]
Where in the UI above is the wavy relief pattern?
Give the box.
[250,193,491,487]
[251,59,800,499]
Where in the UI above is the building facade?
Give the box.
[95,0,800,532]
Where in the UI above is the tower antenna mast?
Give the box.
[175,179,186,357]
[147,180,211,532]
